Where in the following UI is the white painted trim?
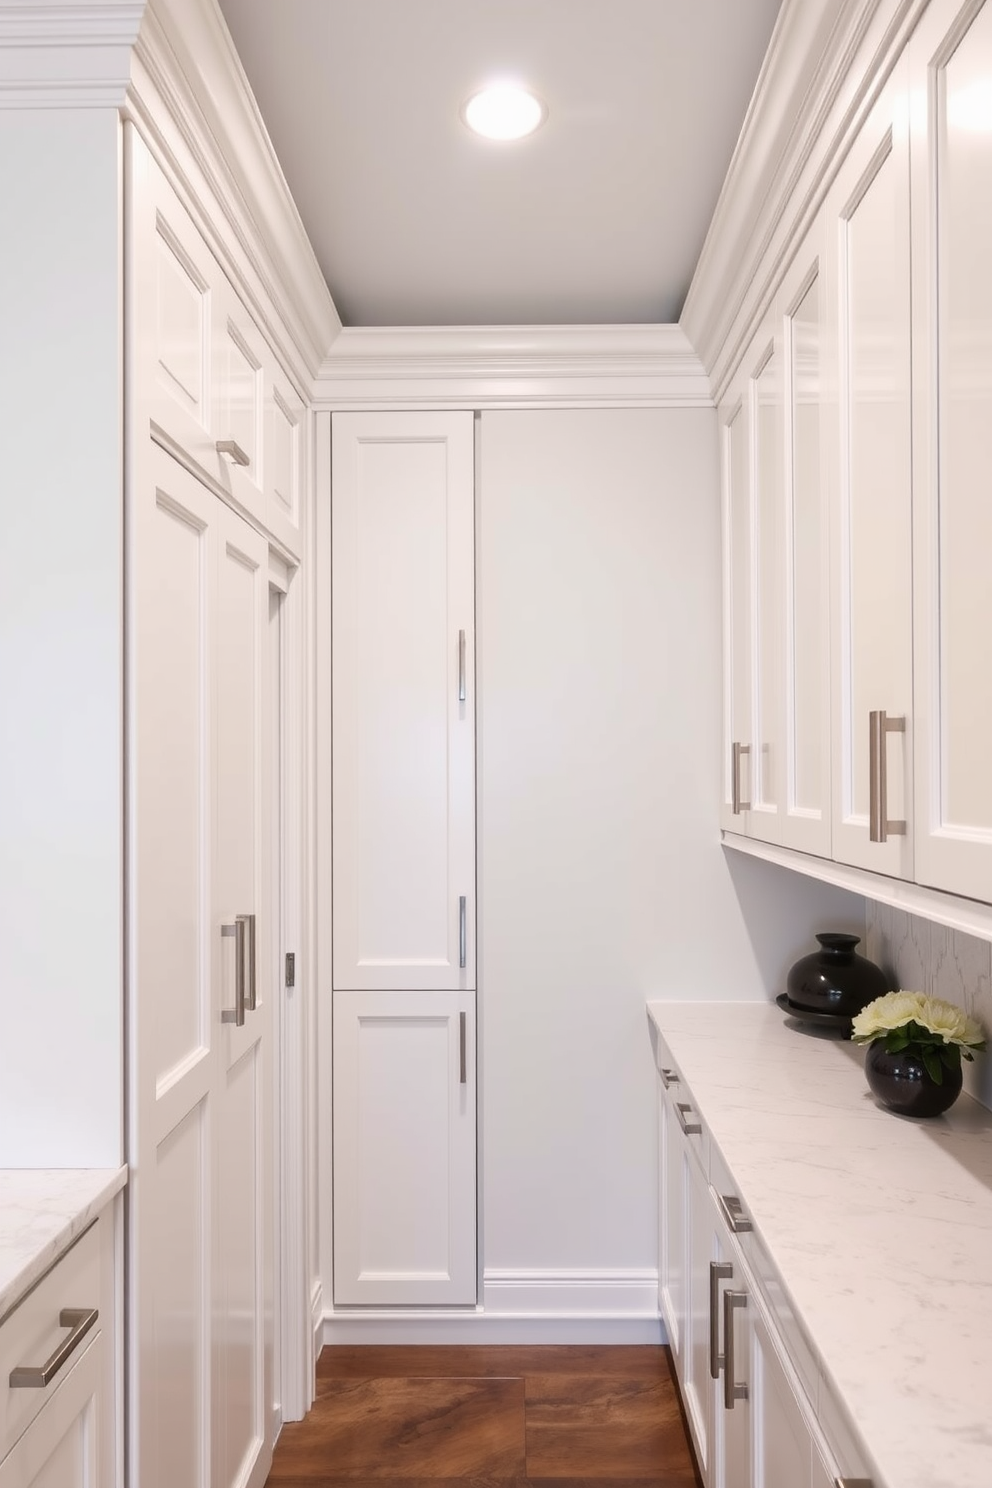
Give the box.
[310,1282,323,1384]
[682,0,929,400]
[314,324,712,410]
[723,832,992,943]
[483,1268,661,1318]
[0,0,144,106]
[322,1315,665,1348]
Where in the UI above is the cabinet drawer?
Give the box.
[0,1226,102,1460]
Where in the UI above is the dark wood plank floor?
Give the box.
[265,1346,702,1488]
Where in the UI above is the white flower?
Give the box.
[851,990,927,1041]
[915,996,985,1049]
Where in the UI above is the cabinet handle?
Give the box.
[716,1191,753,1234]
[868,711,906,842]
[731,742,751,814]
[675,1102,701,1136]
[458,629,467,703]
[723,1290,748,1409]
[216,438,250,467]
[834,1481,873,1488]
[221,918,246,1026]
[10,1307,99,1388]
[709,1261,733,1379]
[659,1067,680,1089]
[459,1011,467,1085]
[459,896,467,969]
[245,912,257,1012]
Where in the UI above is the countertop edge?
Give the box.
[0,1166,128,1322]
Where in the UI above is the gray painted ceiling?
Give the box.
[217,0,783,328]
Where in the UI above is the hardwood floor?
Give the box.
[265,1346,702,1488]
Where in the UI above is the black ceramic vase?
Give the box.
[864,1040,963,1118]
[786,932,888,1017]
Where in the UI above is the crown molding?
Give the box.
[315,324,712,410]
[126,0,341,382]
[681,0,926,401]
[0,1,145,106]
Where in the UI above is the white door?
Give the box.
[748,328,786,846]
[682,1122,714,1478]
[720,386,754,834]
[212,502,272,1488]
[331,411,476,992]
[657,1075,686,1368]
[779,223,832,856]
[827,59,914,877]
[332,990,477,1305]
[749,1310,814,1488]
[129,445,274,1488]
[0,1341,102,1488]
[911,0,992,900]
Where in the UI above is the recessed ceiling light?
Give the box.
[461,85,547,141]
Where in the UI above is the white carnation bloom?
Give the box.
[916,996,985,1048]
[851,990,927,1040]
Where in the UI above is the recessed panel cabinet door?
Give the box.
[720,386,754,834]
[911,0,992,900]
[826,59,915,877]
[332,991,477,1305]
[331,411,476,991]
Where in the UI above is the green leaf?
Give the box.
[922,1047,943,1085]
[886,1029,911,1054]
[940,1044,962,1072]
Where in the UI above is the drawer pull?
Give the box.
[834,1481,873,1488]
[868,710,906,842]
[458,629,467,703]
[216,438,250,468]
[731,741,751,813]
[659,1067,679,1089]
[709,1261,732,1379]
[717,1191,753,1234]
[675,1103,701,1136]
[723,1291,748,1409]
[10,1307,99,1388]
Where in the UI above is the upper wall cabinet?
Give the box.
[127,130,305,558]
[911,0,992,902]
[825,57,914,879]
[331,411,476,991]
[720,222,831,856]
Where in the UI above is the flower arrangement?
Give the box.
[851,991,986,1085]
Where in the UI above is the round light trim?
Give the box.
[462,85,547,141]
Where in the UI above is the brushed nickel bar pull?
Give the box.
[834,1481,873,1488]
[10,1308,99,1388]
[216,438,250,467]
[675,1102,701,1136]
[245,913,257,1012]
[459,1011,467,1085]
[732,742,751,814]
[869,711,906,842]
[459,895,467,969]
[458,629,467,703]
[659,1067,680,1089]
[221,918,246,1026]
[716,1191,753,1234]
[723,1291,748,1409]
[709,1262,733,1379]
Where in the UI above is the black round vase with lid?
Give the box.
[786,933,888,1018]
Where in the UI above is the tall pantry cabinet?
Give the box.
[330,412,478,1306]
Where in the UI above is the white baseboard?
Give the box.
[320,1268,666,1347]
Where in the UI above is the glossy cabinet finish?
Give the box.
[331,411,476,993]
[332,991,477,1306]
[721,392,753,833]
[911,0,992,901]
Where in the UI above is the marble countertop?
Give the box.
[0,1168,127,1322]
[646,1001,992,1488]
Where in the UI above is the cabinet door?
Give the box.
[749,1310,814,1488]
[747,330,786,845]
[779,225,832,856]
[682,1139,714,1478]
[658,1079,686,1369]
[911,0,992,900]
[331,411,476,991]
[721,385,754,834]
[212,276,267,528]
[0,1340,101,1488]
[332,990,477,1305]
[827,59,915,876]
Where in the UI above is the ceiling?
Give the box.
[216,0,784,329]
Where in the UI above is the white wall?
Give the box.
[478,409,862,1318]
[0,110,123,1165]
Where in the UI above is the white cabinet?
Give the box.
[826,57,914,879]
[911,0,992,902]
[332,990,477,1305]
[331,411,476,993]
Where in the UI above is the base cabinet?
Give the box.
[656,1051,871,1488]
[0,1342,101,1488]
[332,991,477,1306]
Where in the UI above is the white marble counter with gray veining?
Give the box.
[646,1000,992,1488]
[0,1168,127,1322]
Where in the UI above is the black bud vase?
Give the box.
[786,933,888,1018]
[864,1041,963,1118]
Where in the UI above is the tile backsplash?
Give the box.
[864,902,992,1111]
